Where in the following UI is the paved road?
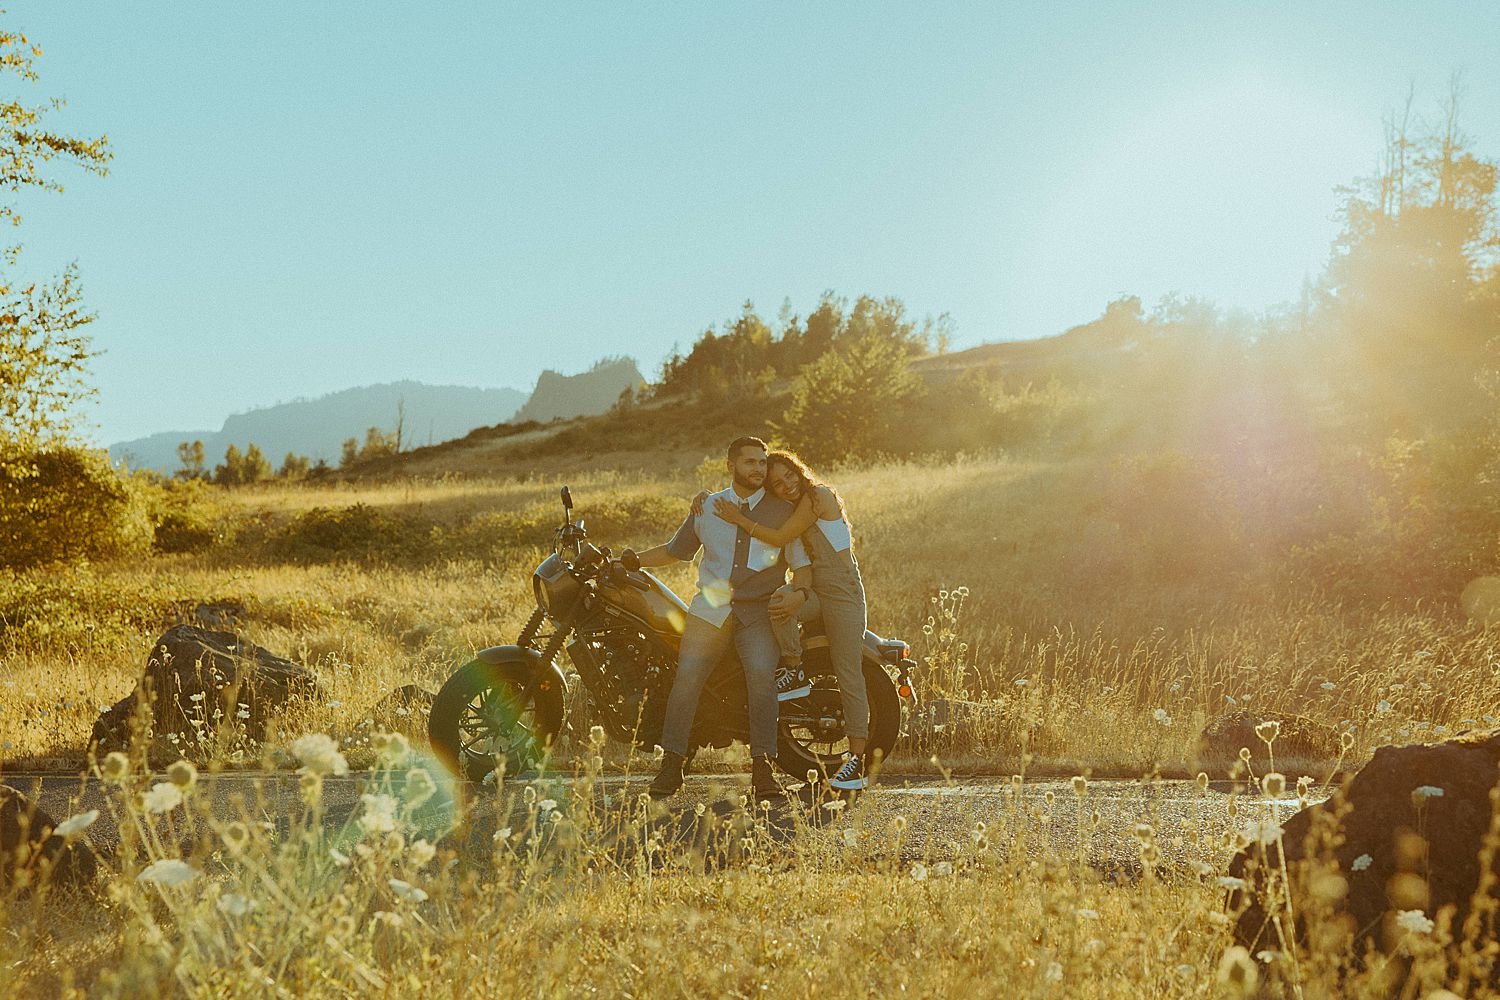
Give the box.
[4,769,1324,875]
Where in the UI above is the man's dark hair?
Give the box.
[726,436,768,462]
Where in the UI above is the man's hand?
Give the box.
[769,585,806,624]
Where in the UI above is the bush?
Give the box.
[137,476,229,553]
[266,504,428,564]
[0,444,153,569]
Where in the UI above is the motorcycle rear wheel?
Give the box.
[776,660,899,779]
[428,658,564,783]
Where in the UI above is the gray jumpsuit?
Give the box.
[779,510,869,739]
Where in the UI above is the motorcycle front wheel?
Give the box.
[776,661,900,778]
[428,658,565,783]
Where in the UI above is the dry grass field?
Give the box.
[4,448,1499,996]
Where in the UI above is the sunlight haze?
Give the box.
[3,1,1496,444]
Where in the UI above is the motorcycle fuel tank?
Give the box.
[598,571,690,637]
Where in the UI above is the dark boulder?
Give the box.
[1228,729,1500,963]
[0,786,98,890]
[90,625,318,755]
[1198,710,1342,774]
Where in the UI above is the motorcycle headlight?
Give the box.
[533,574,550,612]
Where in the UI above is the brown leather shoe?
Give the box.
[649,750,686,799]
[751,755,783,800]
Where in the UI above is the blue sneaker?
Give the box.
[829,754,867,790]
[776,665,812,701]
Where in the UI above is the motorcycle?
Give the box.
[428,486,920,784]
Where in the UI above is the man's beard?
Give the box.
[732,471,763,492]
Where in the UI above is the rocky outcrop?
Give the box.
[1228,730,1500,962]
[1197,710,1342,773]
[512,357,644,424]
[91,625,318,755]
[0,786,97,890]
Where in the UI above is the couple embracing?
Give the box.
[625,435,869,799]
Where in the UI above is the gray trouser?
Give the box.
[772,586,869,740]
[659,609,781,758]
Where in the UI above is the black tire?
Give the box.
[428,658,565,783]
[776,659,900,779]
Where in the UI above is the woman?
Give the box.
[694,451,870,790]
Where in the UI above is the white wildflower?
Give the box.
[1241,819,1283,845]
[409,839,437,867]
[359,793,400,835]
[1320,681,1336,691]
[1075,908,1100,920]
[142,782,184,814]
[1375,700,1392,714]
[1217,876,1248,891]
[137,859,199,887]
[54,810,99,837]
[216,893,257,917]
[289,733,349,777]
[404,767,438,809]
[1350,853,1373,872]
[932,862,953,876]
[1153,708,1172,727]
[910,862,928,881]
[329,848,351,867]
[842,827,857,848]
[1395,909,1433,935]
[387,878,428,903]
[821,800,846,814]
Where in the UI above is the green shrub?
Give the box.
[137,476,230,553]
[267,504,428,564]
[0,444,153,569]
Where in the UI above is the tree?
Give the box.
[176,439,205,480]
[0,27,111,452]
[776,332,926,463]
[242,443,272,484]
[340,437,359,469]
[214,444,245,486]
[278,452,310,480]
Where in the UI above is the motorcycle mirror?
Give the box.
[561,486,573,511]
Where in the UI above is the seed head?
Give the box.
[1071,776,1087,796]
[101,752,131,783]
[1195,772,1210,792]
[1262,773,1286,798]
[1255,720,1281,745]
[167,759,198,789]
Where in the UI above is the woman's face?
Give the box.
[768,462,803,502]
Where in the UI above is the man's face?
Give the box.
[727,445,767,491]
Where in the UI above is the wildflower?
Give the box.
[1075,908,1100,920]
[1239,747,1252,763]
[142,782,184,814]
[359,793,400,835]
[299,771,323,806]
[1174,963,1195,979]
[1217,876,1248,891]
[493,827,512,844]
[388,878,429,904]
[167,759,198,789]
[523,786,537,806]
[1341,730,1356,751]
[329,847,351,867]
[1254,720,1280,744]
[1013,678,1028,687]
[893,815,908,833]
[236,707,251,719]
[1215,945,1258,996]
[1153,708,1172,727]
[1241,819,1283,845]
[404,768,438,809]
[289,734,349,777]
[1196,772,1210,792]
[1320,681,1336,691]
[101,752,131,783]
[1395,909,1433,935]
[1412,785,1445,807]
[932,861,954,876]
[1131,823,1154,843]
[806,769,819,784]
[588,725,607,749]
[221,821,251,855]
[374,732,412,765]
[1256,950,1283,963]
[137,859,199,887]
[408,839,438,869]
[694,802,706,818]
[1225,694,1237,705]
[1262,773,1286,798]
[842,828,857,848]
[54,810,99,837]
[910,862,928,881]
[1376,700,1392,714]
[821,800,846,814]
[216,893,257,917]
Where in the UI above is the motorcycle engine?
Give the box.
[569,621,674,743]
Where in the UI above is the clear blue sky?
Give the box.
[6,2,1498,445]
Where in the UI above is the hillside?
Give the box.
[511,357,645,423]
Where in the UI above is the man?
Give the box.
[624,436,809,799]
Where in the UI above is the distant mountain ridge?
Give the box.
[109,357,648,474]
[512,357,645,423]
[110,381,528,473]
